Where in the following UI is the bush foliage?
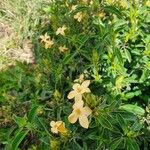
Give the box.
[0,0,150,150]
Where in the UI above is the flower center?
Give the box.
[58,123,66,133]
[77,87,82,93]
[54,124,58,128]
[75,108,81,115]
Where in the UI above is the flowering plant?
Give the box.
[0,0,150,150]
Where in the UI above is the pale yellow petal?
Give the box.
[84,87,91,93]
[62,25,67,30]
[67,91,76,99]
[79,74,84,82]
[73,100,84,109]
[79,115,89,129]
[58,122,67,133]
[45,43,49,49]
[71,5,77,10]
[50,121,55,127]
[73,83,81,90]
[68,112,78,123]
[81,80,90,88]
[74,94,82,101]
[56,121,63,126]
[56,30,59,35]
[51,127,58,133]
[83,106,92,116]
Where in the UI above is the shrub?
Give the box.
[0,0,150,149]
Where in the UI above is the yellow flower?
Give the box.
[90,0,93,5]
[119,0,129,8]
[67,80,91,101]
[68,101,92,128]
[71,5,77,11]
[59,45,68,52]
[98,12,106,18]
[56,25,67,36]
[40,33,54,49]
[50,121,67,134]
[40,33,50,43]
[74,12,83,22]
[44,40,54,49]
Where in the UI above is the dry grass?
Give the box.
[0,0,47,70]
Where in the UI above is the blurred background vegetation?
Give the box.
[0,0,51,70]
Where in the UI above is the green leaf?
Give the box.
[11,129,29,150]
[12,115,27,128]
[126,138,140,150]
[97,114,113,130]
[119,104,145,116]
[36,117,52,138]
[124,49,132,63]
[114,48,123,64]
[139,69,149,83]
[103,6,123,19]
[63,52,76,64]
[134,90,142,96]
[110,138,123,150]
[93,17,105,27]
[83,142,88,150]
[72,140,83,150]
[130,122,142,131]
[75,5,89,12]
[28,105,39,122]
[76,34,89,50]
[125,92,135,99]
[116,114,127,131]
[124,90,141,100]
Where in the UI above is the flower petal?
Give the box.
[73,100,84,109]
[50,121,55,127]
[56,30,59,35]
[67,91,75,99]
[79,74,84,82]
[68,112,78,123]
[84,87,91,93]
[56,121,63,126]
[51,127,58,134]
[58,122,66,133]
[79,115,89,129]
[62,25,67,30]
[74,94,82,101]
[81,80,90,88]
[73,83,80,90]
[83,106,92,116]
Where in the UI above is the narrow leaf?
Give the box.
[124,49,132,63]
[12,115,27,128]
[98,114,113,130]
[28,105,39,122]
[11,130,29,150]
[103,6,123,19]
[119,104,145,116]
[110,138,123,150]
[126,138,140,150]
[139,69,149,83]
[114,48,123,64]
